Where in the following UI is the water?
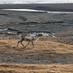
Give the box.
[2,9,73,14]
[2,9,46,12]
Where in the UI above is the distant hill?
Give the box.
[0,3,73,12]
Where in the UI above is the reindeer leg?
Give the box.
[21,41,25,48]
[17,40,20,47]
[24,41,30,48]
[31,41,34,48]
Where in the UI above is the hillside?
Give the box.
[0,10,73,73]
[0,10,73,33]
[0,39,73,64]
[0,39,73,72]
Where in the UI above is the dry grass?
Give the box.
[0,64,73,73]
[0,39,73,53]
[0,39,73,73]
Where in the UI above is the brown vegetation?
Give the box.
[0,38,73,73]
[0,64,73,73]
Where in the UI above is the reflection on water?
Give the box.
[2,9,46,12]
[2,9,73,14]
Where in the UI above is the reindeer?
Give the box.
[17,32,56,48]
[17,32,41,48]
